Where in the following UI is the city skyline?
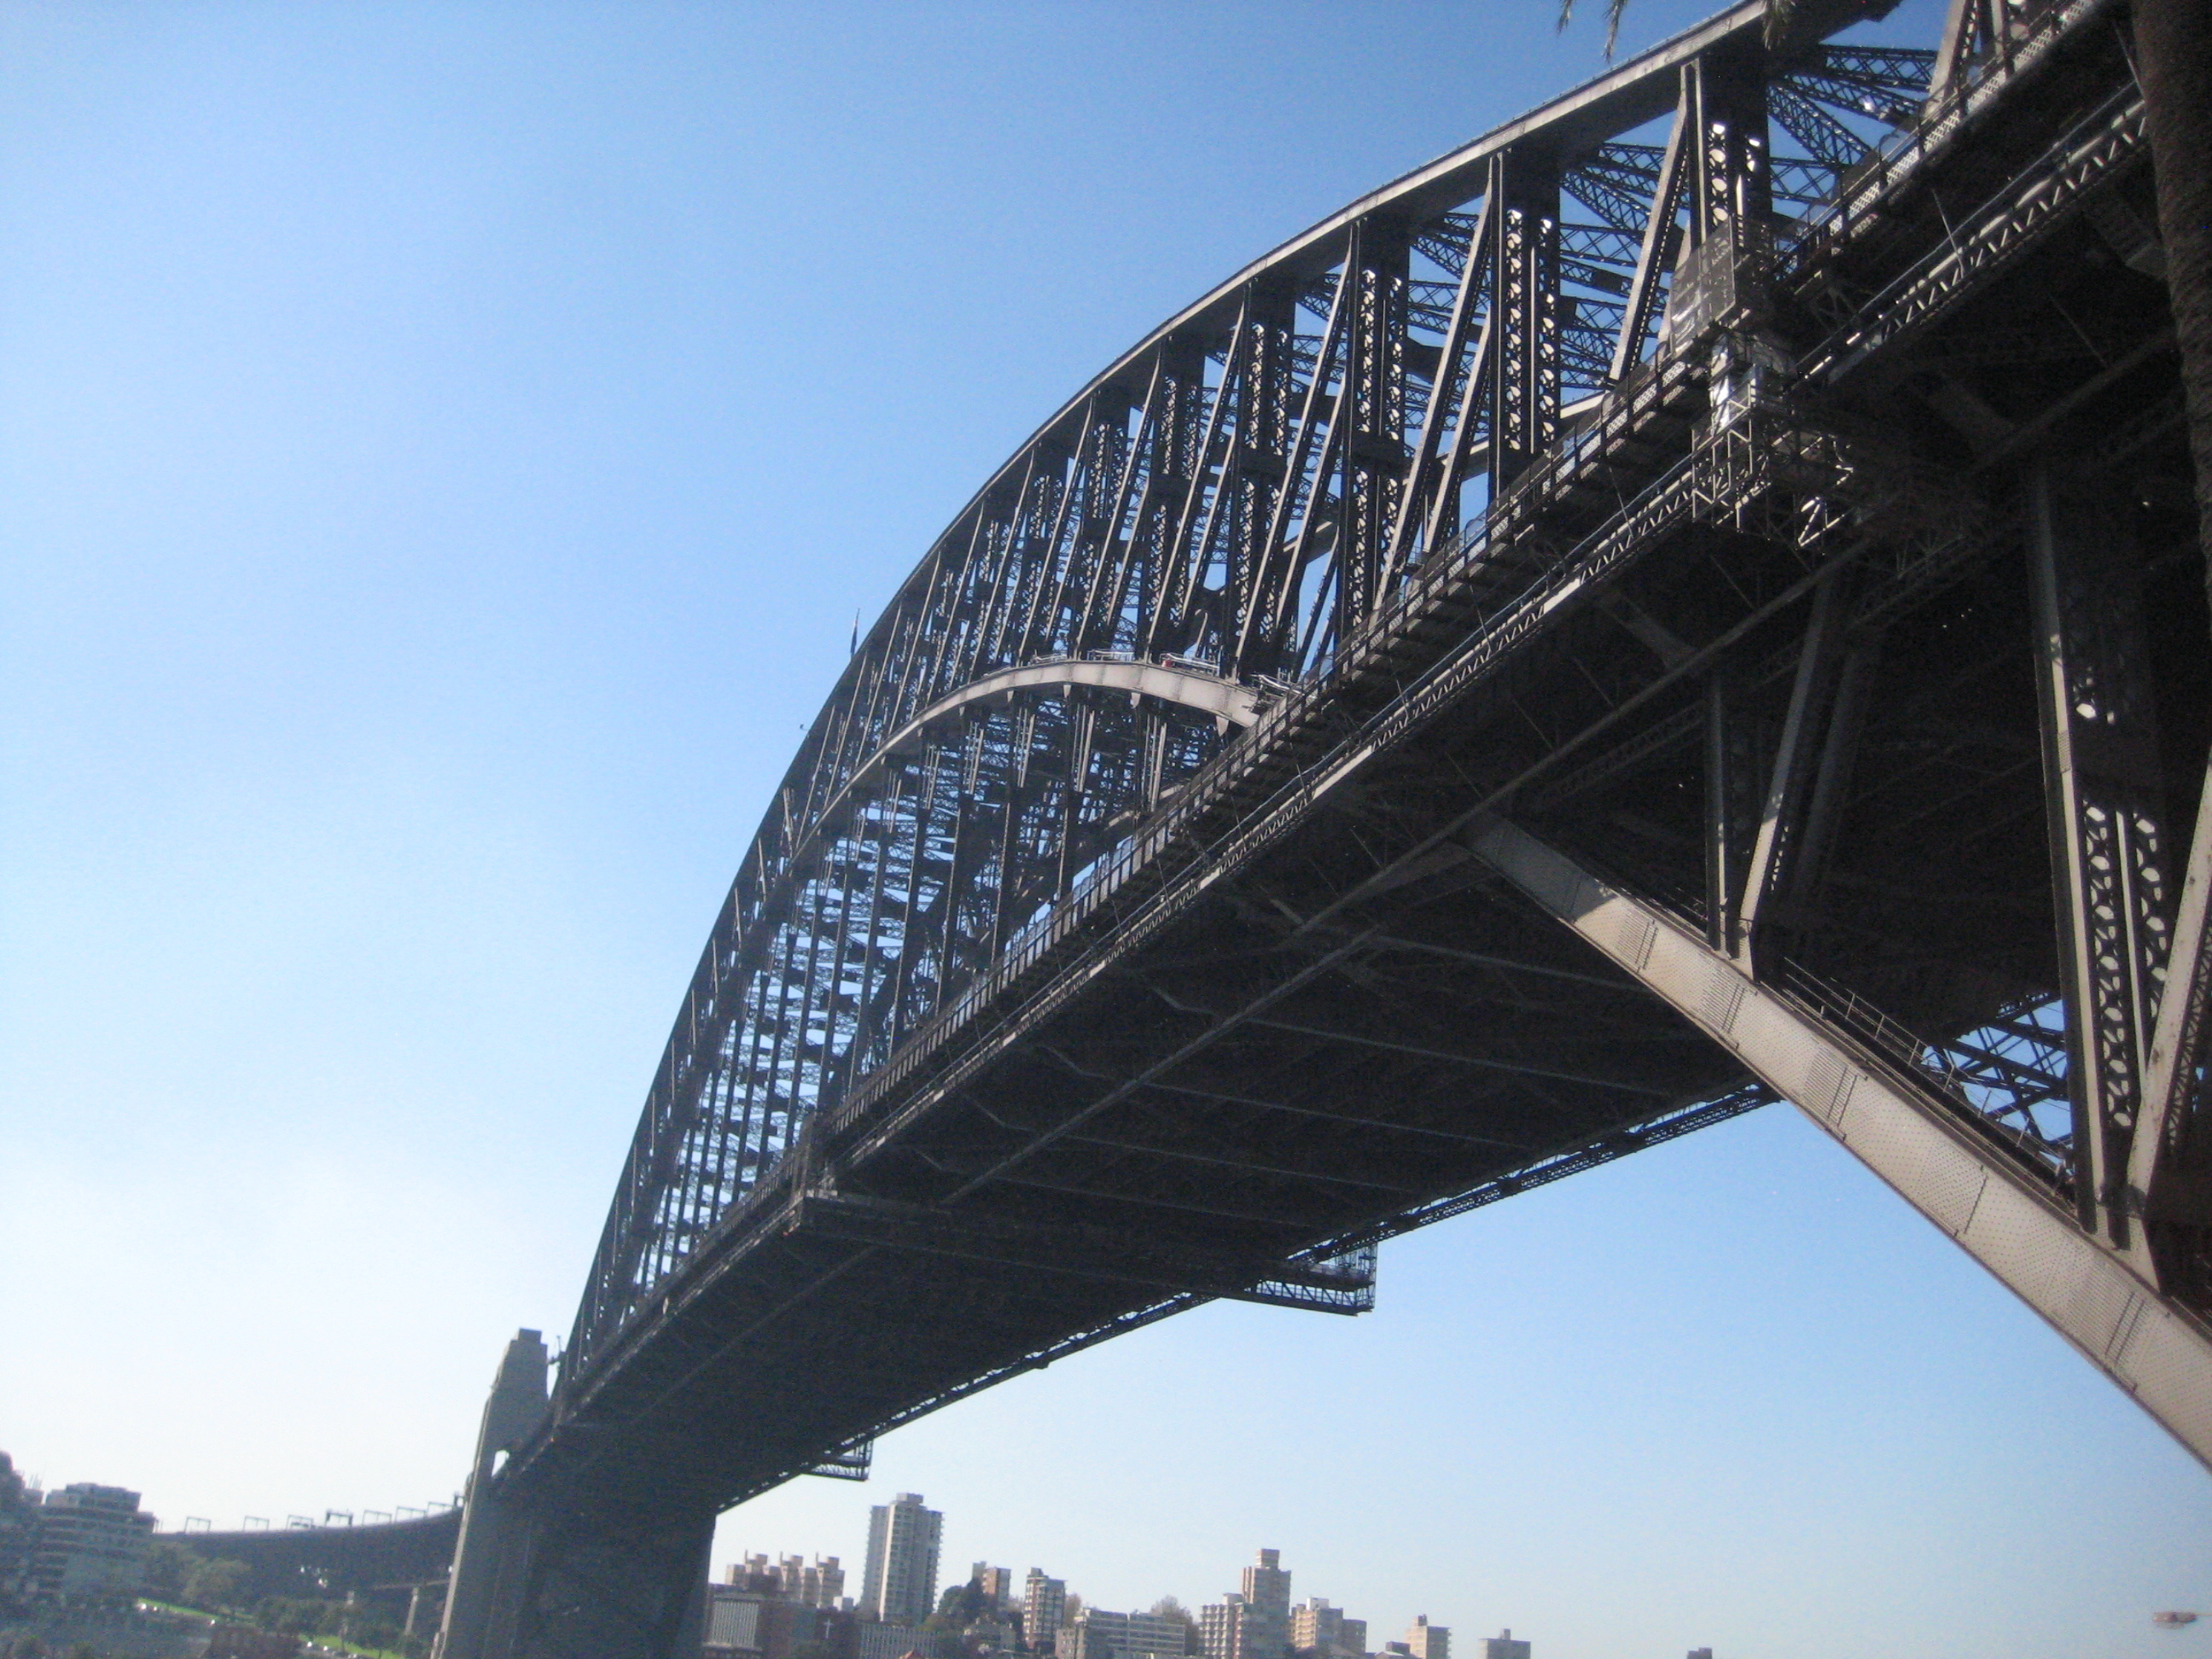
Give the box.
[725,1521,1455,1659]
[4,3,2209,1656]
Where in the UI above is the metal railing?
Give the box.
[1773,957,2073,1179]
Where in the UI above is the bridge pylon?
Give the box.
[436,1328,714,1659]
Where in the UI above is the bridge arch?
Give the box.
[567,1,1947,1378]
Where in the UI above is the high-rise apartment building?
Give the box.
[26,1483,154,1601]
[860,1493,941,1626]
[1024,1569,1068,1654]
[1238,1551,1290,1659]
[1401,1618,1448,1659]
[975,1564,1016,1610]
[1476,1633,1523,1659]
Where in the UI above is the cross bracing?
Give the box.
[434,2,2212,1653]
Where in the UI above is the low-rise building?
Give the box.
[706,1580,860,1659]
[1126,1611,1189,1657]
[853,1620,926,1659]
[728,1552,848,1608]
[1290,1598,1364,1659]
[1062,1606,1190,1659]
[1401,1618,1448,1659]
[1201,1595,1251,1659]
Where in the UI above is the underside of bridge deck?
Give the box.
[432,2,2212,1653]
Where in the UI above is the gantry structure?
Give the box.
[434,0,2212,1653]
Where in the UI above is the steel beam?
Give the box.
[1607,74,1691,386]
[1235,1011,1675,1097]
[2028,463,2174,1250]
[785,1191,1371,1303]
[1469,812,2212,1471]
[1488,153,1561,497]
[2129,754,2212,1299]
[1738,574,1848,974]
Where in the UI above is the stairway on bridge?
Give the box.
[428,1,2212,1655]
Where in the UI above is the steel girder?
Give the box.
[1470,815,2212,1458]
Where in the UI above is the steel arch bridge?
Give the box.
[434,1,2212,1654]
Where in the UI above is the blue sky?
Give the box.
[1,3,2205,1656]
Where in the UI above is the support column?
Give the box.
[1469,813,2212,1471]
[1666,48,1773,357]
[2028,463,2174,1250]
[1738,576,1850,977]
[1703,666,1759,957]
[435,1321,715,1659]
[1338,217,1411,626]
[2130,754,2212,1301]
[435,1330,550,1659]
[1487,154,1560,498]
[499,1502,715,1659]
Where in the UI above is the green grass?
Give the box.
[132,1601,411,1659]
[132,1599,218,1621]
[296,1638,408,1659]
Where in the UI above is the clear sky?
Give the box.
[2,3,2206,1656]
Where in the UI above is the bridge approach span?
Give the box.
[437,2,2212,1654]
[161,1511,460,1603]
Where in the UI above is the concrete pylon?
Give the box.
[434,1329,550,1659]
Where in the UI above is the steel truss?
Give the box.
[437,1,2212,1653]
[567,0,1946,1382]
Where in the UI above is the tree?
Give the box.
[1146,1598,1201,1656]
[142,1540,204,1602]
[185,1558,252,1612]
[932,1580,994,1628]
